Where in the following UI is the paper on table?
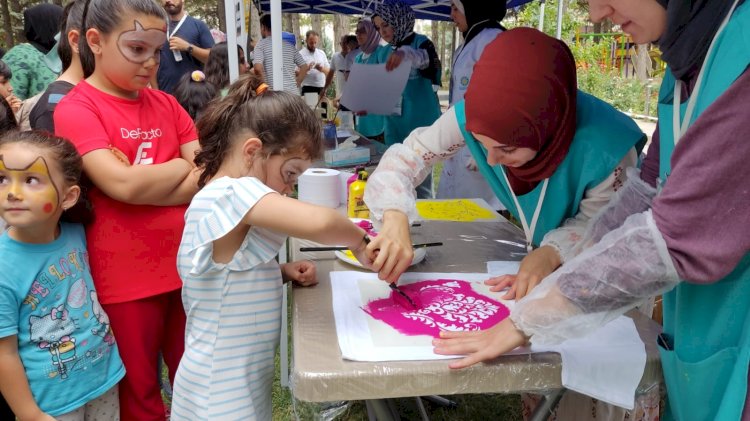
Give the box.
[487,261,647,409]
[416,199,497,222]
[331,271,514,362]
[340,63,410,115]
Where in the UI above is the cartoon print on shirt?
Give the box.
[89,291,114,345]
[28,304,78,379]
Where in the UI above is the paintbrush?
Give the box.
[299,242,442,252]
[389,283,419,309]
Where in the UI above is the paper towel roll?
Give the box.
[298,168,341,208]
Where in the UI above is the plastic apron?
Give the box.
[459,91,644,246]
[383,34,442,146]
[656,2,750,419]
[354,46,392,137]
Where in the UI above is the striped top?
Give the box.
[252,36,307,94]
[171,177,287,421]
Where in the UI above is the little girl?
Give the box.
[0,131,124,420]
[171,75,372,421]
[53,0,199,419]
[173,70,218,121]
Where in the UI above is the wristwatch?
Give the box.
[187,44,194,55]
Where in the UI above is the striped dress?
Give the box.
[171,176,287,420]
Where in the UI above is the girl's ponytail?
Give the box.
[195,74,323,188]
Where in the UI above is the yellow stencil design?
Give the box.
[416,199,496,222]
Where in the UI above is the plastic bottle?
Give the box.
[346,166,365,203]
[347,170,370,218]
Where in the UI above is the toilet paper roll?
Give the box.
[298,168,341,208]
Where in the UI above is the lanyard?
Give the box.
[499,168,549,253]
[168,14,188,39]
[672,0,739,146]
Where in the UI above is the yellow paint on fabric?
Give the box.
[416,199,496,222]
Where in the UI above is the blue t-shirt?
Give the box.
[157,15,215,94]
[0,223,125,416]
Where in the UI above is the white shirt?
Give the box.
[299,47,329,88]
[330,50,357,97]
[172,176,287,421]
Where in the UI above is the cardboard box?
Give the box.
[324,147,370,167]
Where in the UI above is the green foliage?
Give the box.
[571,40,660,115]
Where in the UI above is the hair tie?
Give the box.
[255,83,269,95]
[191,70,206,82]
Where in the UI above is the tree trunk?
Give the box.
[9,0,24,44]
[248,0,260,51]
[217,0,226,36]
[333,14,349,52]
[311,14,322,38]
[283,13,293,33]
[439,21,447,70]
[632,44,652,82]
[1,0,15,47]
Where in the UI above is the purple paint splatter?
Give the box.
[362,279,510,337]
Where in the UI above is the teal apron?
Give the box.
[656,2,750,420]
[354,46,392,138]
[383,34,442,146]
[458,91,645,246]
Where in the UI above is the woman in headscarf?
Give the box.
[372,0,442,146]
[364,28,645,299]
[352,18,391,139]
[433,1,750,420]
[2,3,63,100]
[437,0,507,211]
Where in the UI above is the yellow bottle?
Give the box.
[347,170,370,218]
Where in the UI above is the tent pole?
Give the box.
[555,0,564,39]
[271,0,283,91]
[538,0,545,32]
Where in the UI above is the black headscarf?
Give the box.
[457,0,506,45]
[23,3,63,54]
[657,0,744,80]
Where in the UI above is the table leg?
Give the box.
[528,388,566,421]
[365,399,400,421]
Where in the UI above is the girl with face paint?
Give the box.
[53,0,201,419]
[434,2,750,420]
[0,131,124,421]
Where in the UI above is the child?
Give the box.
[204,41,248,94]
[53,0,200,419]
[0,131,124,420]
[173,70,218,121]
[0,61,21,116]
[170,75,373,421]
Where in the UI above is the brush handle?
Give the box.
[299,242,442,252]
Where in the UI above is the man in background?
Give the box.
[298,30,329,95]
[156,0,214,94]
[253,14,310,94]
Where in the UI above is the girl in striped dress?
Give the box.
[171,74,372,421]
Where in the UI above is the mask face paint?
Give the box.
[117,20,166,64]
[0,152,61,227]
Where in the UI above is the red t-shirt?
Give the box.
[54,81,197,304]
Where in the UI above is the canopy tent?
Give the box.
[253,0,535,21]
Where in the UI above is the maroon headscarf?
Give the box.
[465,27,577,195]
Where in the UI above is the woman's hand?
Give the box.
[432,318,529,369]
[385,50,405,71]
[367,210,413,283]
[485,246,561,300]
[281,260,318,287]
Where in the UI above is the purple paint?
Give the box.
[362,279,510,338]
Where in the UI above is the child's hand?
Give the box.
[5,94,21,113]
[485,245,561,300]
[282,260,318,287]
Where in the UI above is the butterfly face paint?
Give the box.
[0,152,61,222]
[117,20,167,64]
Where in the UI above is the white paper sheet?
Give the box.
[330,271,514,362]
[339,63,410,115]
[487,261,647,410]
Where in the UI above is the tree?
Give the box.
[0,0,15,48]
[332,14,349,53]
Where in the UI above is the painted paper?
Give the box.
[362,279,510,338]
[416,199,497,222]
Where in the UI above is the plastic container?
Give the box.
[323,122,337,149]
[347,170,370,218]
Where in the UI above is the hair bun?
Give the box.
[191,70,206,82]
